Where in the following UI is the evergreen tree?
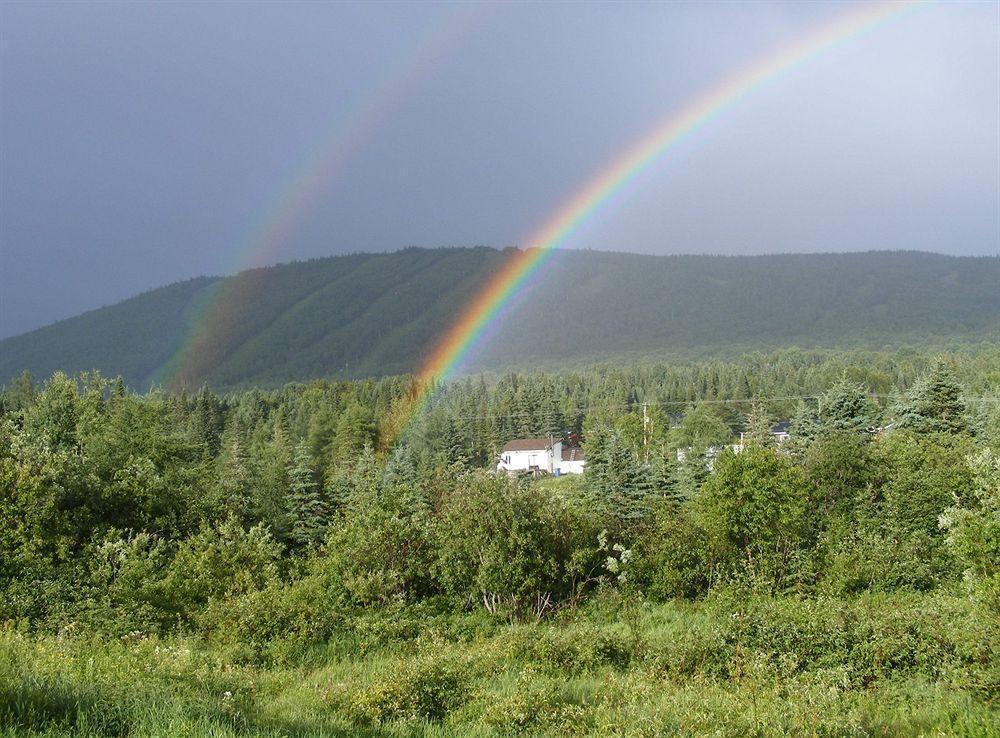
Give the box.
[218,432,252,523]
[5,370,35,412]
[588,430,650,525]
[789,400,821,445]
[382,445,419,490]
[191,388,224,457]
[895,358,968,434]
[330,402,376,463]
[286,440,328,547]
[251,413,293,534]
[818,378,879,433]
[743,401,775,447]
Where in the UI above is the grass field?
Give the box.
[3,590,996,737]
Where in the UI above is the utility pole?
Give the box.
[642,401,650,463]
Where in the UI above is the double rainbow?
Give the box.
[162,0,923,440]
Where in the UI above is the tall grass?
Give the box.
[2,590,995,737]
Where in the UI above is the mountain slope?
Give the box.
[2,247,998,389]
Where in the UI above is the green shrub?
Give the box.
[696,446,809,590]
[434,470,605,619]
[476,668,572,734]
[323,480,434,606]
[942,448,1000,613]
[197,572,339,662]
[332,653,472,724]
[633,503,710,601]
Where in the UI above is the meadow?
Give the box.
[4,589,995,737]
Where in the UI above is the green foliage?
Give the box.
[1,591,995,736]
[323,474,434,606]
[284,440,328,548]
[941,449,1000,611]
[585,428,652,525]
[633,502,711,600]
[816,378,881,433]
[164,518,283,618]
[669,402,733,450]
[895,356,970,434]
[697,446,808,589]
[333,653,472,724]
[821,432,974,594]
[434,471,605,618]
[1,351,998,734]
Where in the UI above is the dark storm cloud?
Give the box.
[1,1,997,338]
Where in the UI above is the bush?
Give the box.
[196,572,339,662]
[696,446,808,590]
[79,529,173,633]
[941,448,1000,613]
[322,480,435,606]
[162,517,283,625]
[633,502,710,601]
[332,653,472,724]
[434,471,605,619]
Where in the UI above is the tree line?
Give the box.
[1,348,997,645]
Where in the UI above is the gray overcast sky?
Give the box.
[1,0,997,338]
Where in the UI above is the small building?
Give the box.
[680,421,794,465]
[733,420,793,451]
[560,445,586,475]
[497,437,586,476]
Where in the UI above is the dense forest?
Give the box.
[2,347,998,735]
[2,248,998,390]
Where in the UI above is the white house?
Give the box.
[497,437,586,476]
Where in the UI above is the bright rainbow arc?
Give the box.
[395,0,923,437]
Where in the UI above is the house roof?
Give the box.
[561,446,585,461]
[771,421,791,434]
[501,438,553,452]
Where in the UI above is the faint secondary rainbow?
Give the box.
[395,0,923,434]
[161,2,487,389]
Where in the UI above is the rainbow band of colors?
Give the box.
[398,0,922,437]
[161,3,486,388]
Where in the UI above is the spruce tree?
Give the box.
[218,433,252,522]
[590,430,650,525]
[818,378,879,433]
[743,401,775,447]
[896,358,968,434]
[286,440,328,547]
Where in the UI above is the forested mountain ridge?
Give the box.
[2,247,998,389]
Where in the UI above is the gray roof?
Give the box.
[501,438,553,452]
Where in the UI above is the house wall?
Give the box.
[497,449,549,472]
[558,459,586,474]
[497,442,586,475]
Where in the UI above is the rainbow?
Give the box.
[395,0,923,435]
[161,2,486,389]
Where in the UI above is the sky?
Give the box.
[1,0,997,339]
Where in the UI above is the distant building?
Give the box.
[770,421,791,444]
[497,437,586,476]
[731,420,792,450]
[679,421,793,464]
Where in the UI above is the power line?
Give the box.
[427,393,1000,422]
